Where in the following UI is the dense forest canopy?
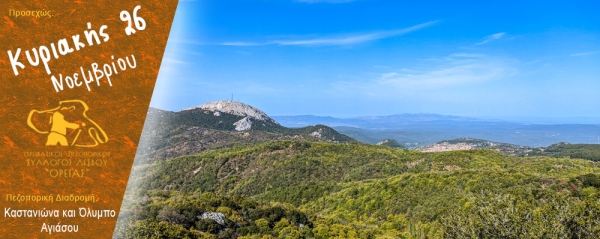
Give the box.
[116,140,600,238]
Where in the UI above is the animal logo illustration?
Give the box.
[27,100,108,147]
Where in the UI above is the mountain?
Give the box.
[118,140,600,238]
[133,102,355,164]
[187,101,277,124]
[272,114,600,147]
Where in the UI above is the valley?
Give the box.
[114,101,600,238]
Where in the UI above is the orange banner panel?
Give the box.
[0,1,179,238]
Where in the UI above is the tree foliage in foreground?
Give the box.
[118,140,600,238]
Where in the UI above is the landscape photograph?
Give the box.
[114,1,600,238]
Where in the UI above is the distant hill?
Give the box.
[134,102,355,164]
[376,138,405,148]
[417,138,600,161]
[529,142,600,161]
[272,114,600,147]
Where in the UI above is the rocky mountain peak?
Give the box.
[185,101,276,123]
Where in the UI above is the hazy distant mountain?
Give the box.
[272,114,600,147]
[273,113,483,129]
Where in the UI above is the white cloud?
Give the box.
[197,21,439,47]
[570,51,600,57]
[381,72,400,79]
[382,54,515,87]
[447,53,486,58]
[332,53,517,97]
[158,57,193,76]
[220,42,265,46]
[275,21,438,46]
[476,32,506,45]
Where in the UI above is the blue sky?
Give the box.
[151,0,600,119]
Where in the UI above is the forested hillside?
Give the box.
[133,107,354,165]
[530,143,600,162]
[116,140,600,238]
